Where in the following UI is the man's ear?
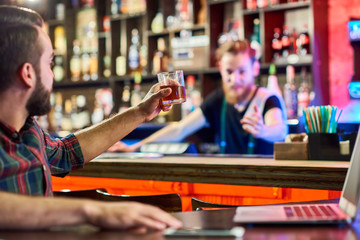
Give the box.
[18,62,36,88]
[252,60,260,78]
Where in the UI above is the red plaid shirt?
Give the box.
[0,117,84,196]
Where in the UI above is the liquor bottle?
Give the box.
[70,39,82,82]
[131,73,144,107]
[89,50,98,81]
[81,40,91,81]
[198,0,207,25]
[116,54,126,76]
[119,82,131,113]
[297,67,311,116]
[283,65,298,119]
[152,37,169,74]
[53,92,63,132]
[181,75,201,119]
[257,0,268,8]
[120,0,128,13]
[151,10,164,33]
[269,0,279,6]
[246,0,257,10]
[281,25,291,58]
[139,44,148,75]
[54,26,66,55]
[299,24,310,55]
[272,27,282,60]
[53,55,65,82]
[266,64,282,97]
[250,18,261,60]
[128,28,141,75]
[61,99,73,131]
[103,55,111,77]
[91,100,104,124]
[111,0,119,15]
[176,0,193,28]
[289,28,298,55]
[74,95,91,129]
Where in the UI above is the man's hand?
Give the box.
[240,105,265,138]
[137,83,172,122]
[84,201,182,231]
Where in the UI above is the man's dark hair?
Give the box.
[0,5,43,27]
[0,5,44,93]
[0,24,43,93]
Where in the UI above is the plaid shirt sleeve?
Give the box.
[42,128,84,177]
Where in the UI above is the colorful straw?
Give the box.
[302,106,342,133]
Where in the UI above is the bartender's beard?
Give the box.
[26,68,52,117]
[223,82,253,105]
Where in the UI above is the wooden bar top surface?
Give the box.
[69,153,349,190]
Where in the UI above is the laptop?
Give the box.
[233,128,360,224]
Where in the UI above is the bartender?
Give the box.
[109,39,288,154]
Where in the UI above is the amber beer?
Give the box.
[160,85,186,105]
[157,70,186,106]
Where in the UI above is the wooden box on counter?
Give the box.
[274,142,308,160]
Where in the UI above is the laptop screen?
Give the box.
[339,127,360,218]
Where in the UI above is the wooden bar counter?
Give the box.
[69,153,349,191]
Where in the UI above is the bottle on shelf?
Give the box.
[297,67,311,117]
[116,54,127,76]
[81,40,91,81]
[289,28,298,55]
[272,27,282,60]
[283,65,298,119]
[152,37,169,74]
[119,82,131,113]
[151,10,164,33]
[73,95,91,130]
[128,28,141,75]
[257,0,268,8]
[51,92,63,133]
[250,18,262,60]
[181,75,201,119]
[89,50,98,81]
[61,99,73,132]
[281,25,291,58]
[54,26,66,55]
[269,0,279,6]
[197,0,207,25]
[53,55,65,82]
[103,55,111,78]
[246,0,257,10]
[130,73,144,107]
[111,0,119,15]
[70,39,82,82]
[175,0,193,28]
[298,24,310,56]
[91,100,104,124]
[266,64,282,97]
[139,44,148,75]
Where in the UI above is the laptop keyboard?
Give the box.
[284,205,339,218]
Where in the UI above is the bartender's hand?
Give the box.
[107,141,138,153]
[85,201,182,231]
[137,83,172,122]
[240,105,265,138]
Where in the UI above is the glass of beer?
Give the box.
[157,70,186,106]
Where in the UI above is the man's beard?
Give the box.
[223,83,253,105]
[26,74,52,117]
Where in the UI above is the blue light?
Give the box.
[348,82,360,98]
[348,20,360,42]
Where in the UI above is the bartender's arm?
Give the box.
[108,108,207,152]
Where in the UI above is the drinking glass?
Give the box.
[157,70,186,106]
